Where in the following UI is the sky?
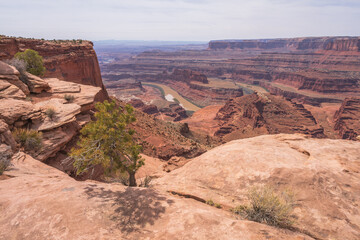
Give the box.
[0,0,360,41]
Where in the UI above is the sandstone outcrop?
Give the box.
[129,98,190,122]
[33,98,81,131]
[24,72,50,93]
[154,134,360,240]
[0,36,108,100]
[0,61,29,95]
[0,152,314,240]
[212,93,324,141]
[171,69,208,84]
[0,61,101,167]
[334,98,360,140]
[0,120,17,151]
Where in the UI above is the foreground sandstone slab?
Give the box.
[0,153,312,240]
[154,134,360,240]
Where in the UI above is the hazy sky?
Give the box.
[1,0,359,41]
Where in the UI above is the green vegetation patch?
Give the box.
[14,49,46,76]
[232,185,295,228]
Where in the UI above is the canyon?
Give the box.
[0,36,360,239]
[98,36,360,140]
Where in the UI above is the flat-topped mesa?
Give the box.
[0,36,108,100]
[209,37,360,52]
[170,69,208,84]
[334,98,360,140]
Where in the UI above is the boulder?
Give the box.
[45,78,101,108]
[0,99,37,125]
[0,61,29,95]
[46,77,81,93]
[0,120,17,151]
[24,72,50,93]
[0,79,26,99]
[34,122,79,162]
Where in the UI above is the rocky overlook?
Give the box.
[154,134,360,240]
[0,37,108,100]
[1,134,359,239]
[0,60,101,174]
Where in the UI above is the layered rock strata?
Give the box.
[334,98,360,140]
[0,37,108,100]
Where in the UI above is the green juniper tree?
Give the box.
[70,100,144,186]
[14,49,46,76]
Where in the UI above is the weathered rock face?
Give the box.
[129,98,190,122]
[0,61,30,95]
[0,61,101,169]
[0,120,17,151]
[0,37,108,100]
[213,93,324,141]
[334,98,360,140]
[171,69,208,83]
[154,134,360,240]
[24,72,50,93]
[0,152,313,240]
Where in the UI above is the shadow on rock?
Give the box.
[84,185,174,233]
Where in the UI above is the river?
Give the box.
[143,82,201,111]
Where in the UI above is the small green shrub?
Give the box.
[13,128,42,152]
[206,199,215,206]
[232,186,295,228]
[64,94,75,103]
[14,49,46,76]
[45,107,56,120]
[139,176,152,188]
[118,172,129,186]
[214,203,222,209]
[206,199,222,208]
[0,155,12,175]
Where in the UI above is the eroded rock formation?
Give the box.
[0,37,108,100]
[0,60,101,175]
[184,93,324,142]
[334,98,360,140]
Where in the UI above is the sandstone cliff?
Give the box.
[0,36,108,100]
[0,60,101,178]
[334,98,360,140]
[209,37,360,51]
